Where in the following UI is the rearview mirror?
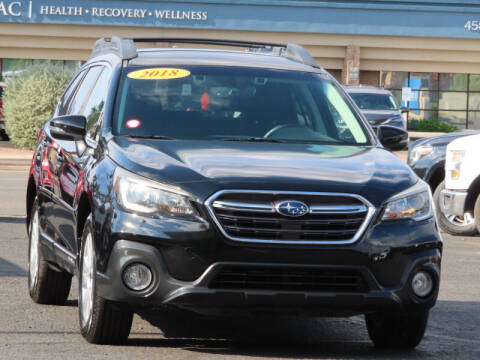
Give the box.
[400,106,409,113]
[49,115,86,141]
[377,125,409,151]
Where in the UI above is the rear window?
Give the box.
[113,66,371,145]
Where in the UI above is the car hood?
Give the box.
[361,110,401,121]
[107,137,417,206]
[409,129,480,149]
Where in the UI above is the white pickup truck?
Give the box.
[441,134,480,232]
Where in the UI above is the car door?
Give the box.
[49,65,111,257]
[39,69,87,244]
[57,65,112,256]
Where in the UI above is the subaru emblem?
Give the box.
[276,200,309,217]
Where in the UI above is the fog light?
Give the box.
[122,263,153,291]
[411,271,433,297]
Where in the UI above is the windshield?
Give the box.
[349,93,398,111]
[113,66,371,145]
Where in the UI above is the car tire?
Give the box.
[78,215,133,345]
[28,199,72,305]
[365,310,429,349]
[472,195,480,234]
[433,181,477,236]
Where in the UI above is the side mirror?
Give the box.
[377,125,409,151]
[400,106,409,113]
[49,115,86,141]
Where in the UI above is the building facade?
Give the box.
[1,0,480,128]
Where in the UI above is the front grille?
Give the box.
[205,191,374,244]
[210,266,368,293]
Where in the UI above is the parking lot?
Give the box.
[1,168,479,360]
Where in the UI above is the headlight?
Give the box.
[113,167,197,217]
[382,181,433,221]
[447,150,465,180]
[409,145,433,164]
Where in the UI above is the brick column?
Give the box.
[341,45,360,85]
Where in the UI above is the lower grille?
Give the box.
[210,266,368,293]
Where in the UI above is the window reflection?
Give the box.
[468,111,480,128]
[381,71,408,89]
[470,75,480,92]
[408,110,437,121]
[439,92,467,111]
[469,93,480,111]
[438,111,467,128]
[409,73,438,90]
[439,73,468,91]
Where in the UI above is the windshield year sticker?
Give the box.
[128,68,191,80]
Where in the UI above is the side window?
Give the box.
[68,66,102,116]
[84,68,111,139]
[57,70,86,116]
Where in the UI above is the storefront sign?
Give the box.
[0,1,479,39]
[0,1,210,26]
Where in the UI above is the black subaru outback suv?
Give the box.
[26,37,441,348]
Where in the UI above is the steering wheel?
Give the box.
[264,124,303,138]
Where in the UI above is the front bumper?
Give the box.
[96,230,442,316]
[440,189,467,217]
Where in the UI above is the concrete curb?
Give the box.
[0,166,30,171]
[409,131,445,141]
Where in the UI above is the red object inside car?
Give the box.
[201,92,210,111]
[126,119,141,129]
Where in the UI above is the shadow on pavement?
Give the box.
[0,216,26,224]
[129,300,480,358]
[131,308,412,358]
[0,257,26,277]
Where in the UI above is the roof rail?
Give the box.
[283,44,318,68]
[90,37,318,68]
[132,38,284,49]
[90,37,137,60]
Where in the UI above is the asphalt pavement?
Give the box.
[0,168,479,360]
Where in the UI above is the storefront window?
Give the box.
[413,91,438,110]
[439,73,468,91]
[469,75,480,91]
[380,71,408,90]
[409,72,438,90]
[381,71,480,129]
[439,111,467,128]
[439,92,467,111]
[408,110,437,121]
[468,111,480,128]
[468,93,480,111]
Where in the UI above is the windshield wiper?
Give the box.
[125,135,176,140]
[222,137,287,143]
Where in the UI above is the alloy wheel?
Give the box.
[80,233,95,329]
[446,212,474,227]
[28,211,40,290]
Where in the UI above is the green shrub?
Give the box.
[4,65,73,149]
[412,119,457,133]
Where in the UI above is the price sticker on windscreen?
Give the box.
[128,68,191,80]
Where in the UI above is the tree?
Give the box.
[4,65,73,149]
